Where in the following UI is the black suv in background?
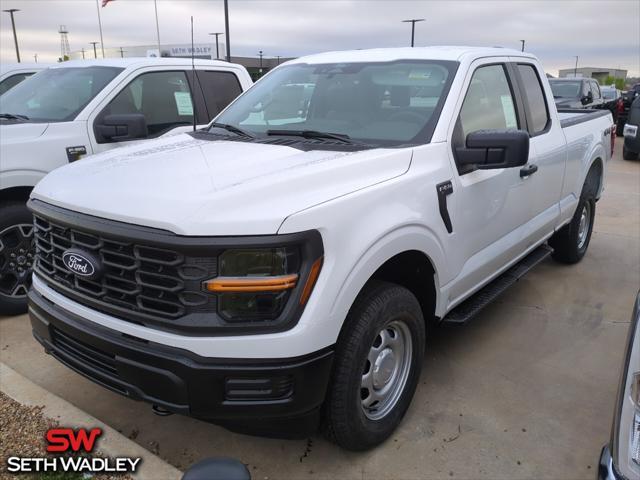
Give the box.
[617,83,640,137]
[549,77,606,110]
[623,96,640,161]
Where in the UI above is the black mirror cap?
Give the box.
[94,113,148,143]
[182,457,251,480]
[456,129,529,170]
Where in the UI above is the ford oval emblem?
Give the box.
[61,249,102,280]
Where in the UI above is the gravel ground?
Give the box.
[0,392,132,480]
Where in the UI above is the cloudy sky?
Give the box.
[1,0,638,76]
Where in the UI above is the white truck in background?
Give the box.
[0,58,252,313]
[26,47,614,450]
[0,62,51,95]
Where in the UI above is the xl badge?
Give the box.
[61,249,102,280]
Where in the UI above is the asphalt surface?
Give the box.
[1,137,638,479]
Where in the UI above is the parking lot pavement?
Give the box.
[1,137,638,479]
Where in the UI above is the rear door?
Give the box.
[510,61,566,243]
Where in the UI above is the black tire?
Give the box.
[323,281,425,451]
[623,146,639,161]
[549,173,597,264]
[0,202,35,315]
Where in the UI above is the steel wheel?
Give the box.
[0,223,35,300]
[577,202,591,250]
[360,320,413,420]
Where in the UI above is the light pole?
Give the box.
[224,0,231,62]
[3,9,21,62]
[258,50,263,70]
[81,48,86,60]
[119,47,125,58]
[33,53,37,63]
[574,56,579,77]
[402,18,424,47]
[90,42,99,59]
[208,32,223,59]
[276,55,281,65]
[520,39,525,52]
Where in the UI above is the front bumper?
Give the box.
[29,288,334,437]
[598,445,625,480]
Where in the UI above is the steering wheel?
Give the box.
[388,111,427,124]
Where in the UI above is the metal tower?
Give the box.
[59,25,70,59]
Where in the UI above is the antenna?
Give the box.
[191,16,197,132]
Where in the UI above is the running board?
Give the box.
[441,245,553,326]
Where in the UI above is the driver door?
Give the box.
[444,61,534,307]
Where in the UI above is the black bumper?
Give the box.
[29,288,334,438]
[598,445,624,480]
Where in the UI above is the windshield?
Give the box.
[214,60,457,146]
[549,80,581,98]
[0,66,123,122]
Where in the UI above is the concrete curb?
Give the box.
[0,361,183,480]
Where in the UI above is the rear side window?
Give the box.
[101,70,194,138]
[517,64,550,134]
[458,64,519,138]
[196,71,243,118]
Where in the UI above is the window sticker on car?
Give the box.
[174,91,194,116]
[500,95,518,128]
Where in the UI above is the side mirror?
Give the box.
[182,458,251,480]
[455,129,529,170]
[582,91,593,105]
[95,113,148,143]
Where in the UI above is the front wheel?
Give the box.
[0,202,35,315]
[323,281,425,451]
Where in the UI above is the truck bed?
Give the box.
[557,108,611,128]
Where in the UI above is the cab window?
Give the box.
[517,64,550,134]
[458,64,519,139]
[99,71,194,138]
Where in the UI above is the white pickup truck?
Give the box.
[26,47,614,450]
[0,58,252,313]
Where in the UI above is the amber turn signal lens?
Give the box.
[204,274,299,293]
[300,257,323,306]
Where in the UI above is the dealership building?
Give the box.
[69,43,294,80]
[558,66,627,83]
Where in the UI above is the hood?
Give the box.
[32,134,412,235]
[0,122,49,142]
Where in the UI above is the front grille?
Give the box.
[33,214,217,322]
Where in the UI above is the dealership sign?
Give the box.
[5,427,141,474]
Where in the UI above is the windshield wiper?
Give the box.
[266,129,363,145]
[0,113,29,121]
[209,122,255,138]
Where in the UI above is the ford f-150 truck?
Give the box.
[0,58,252,314]
[26,47,615,451]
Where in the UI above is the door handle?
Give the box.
[520,164,538,178]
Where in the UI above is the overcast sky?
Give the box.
[1,0,638,76]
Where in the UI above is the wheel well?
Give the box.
[370,250,437,326]
[0,186,33,204]
[586,158,603,198]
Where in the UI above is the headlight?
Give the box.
[202,245,323,323]
[612,293,640,478]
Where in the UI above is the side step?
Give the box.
[441,245,553,326]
